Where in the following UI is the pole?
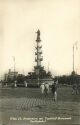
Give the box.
[73,45,74,72]
[13,56,15,81]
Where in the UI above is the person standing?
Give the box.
[24,80,28,88]
[14,80,17,87]
[40,83,45,94]
[51,82,57,101]
[78,84,80,94]
[44,82,49,95]
[72,83,77,95]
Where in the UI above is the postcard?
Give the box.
[0,0,80,125]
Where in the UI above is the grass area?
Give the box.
[0,86,80,125]
[0,86,80,102]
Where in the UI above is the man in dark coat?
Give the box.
[51,82,57,101]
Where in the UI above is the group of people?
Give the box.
[40,80,58,101]
[40,82,49,94]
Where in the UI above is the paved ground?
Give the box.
[0,86,80,125]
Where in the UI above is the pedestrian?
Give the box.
[40,83,45,94]
[51,82,57,101]
[78,84,80,94]
[72,84,77,95]
[44,82,49,95]
[14,80,17,87]
[24,80,28,88]
[76,84,79,94]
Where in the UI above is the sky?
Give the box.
[0,0,80,78]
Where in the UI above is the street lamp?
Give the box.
[72,41,78,75]
[12,56,16,81]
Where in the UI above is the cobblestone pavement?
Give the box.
[0,87,80,125]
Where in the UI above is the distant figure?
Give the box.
[44,82,49,95]
[55,80,58,85]
[76,84,79,94]
[51,82,57,101]
[24,81,28,88]
[14,80,17,87]
[78,84,80,94]
[40,83,45,94]
[72,84,78,95]
[6,82,7,87]
[1,80,3,88]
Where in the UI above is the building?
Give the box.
[4,69,18,82]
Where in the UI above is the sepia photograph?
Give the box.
[0,0,80,125]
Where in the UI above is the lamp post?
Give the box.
[13,56,16,81]
[73,45,74,73]
[72,41,78,75]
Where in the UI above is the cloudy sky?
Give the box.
[0,0,80,78]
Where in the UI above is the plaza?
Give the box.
[0,86,80,125]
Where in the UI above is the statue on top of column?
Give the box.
[36,29,40,41]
